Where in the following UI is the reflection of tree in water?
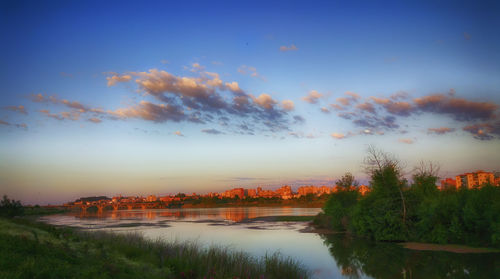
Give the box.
[321,233,499,278]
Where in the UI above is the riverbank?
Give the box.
[400,242,500,254]
[0,217,310,279]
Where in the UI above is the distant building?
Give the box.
[455,170,495,189]
[247,189,257,198]
[276,185,293,199]
[440,178,457,189]
[358,185,370,195]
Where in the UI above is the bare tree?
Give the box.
[413,160,441,179]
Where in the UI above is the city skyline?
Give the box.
[1,0,500,205]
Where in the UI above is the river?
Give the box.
[40,207,499,279]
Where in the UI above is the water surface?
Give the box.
[40,207,499,279]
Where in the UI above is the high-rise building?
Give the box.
[455,170,495,189]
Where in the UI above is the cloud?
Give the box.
[414,94,497,121]
[330,104,344,111]
[88,117,102,123]
[281,100,295,111]
[398,138,414,144]
[370,96,391,105]
[384,101,414,116]
[338,112,357,120]
[0,120,9,125]
[331,133,345,139]
[293,115,305,124]
[251,93,278,110]
[356,102,375,114]
[40,109,64,120]
[390,91,409,100]
[353,115,399,130]
[109,69,292,129]
[224,81,243,94]
[190,63,205,72]
[109,101,187,123]
[174,131,184,137]
[237,65,265,81]
[462,122,500,140]
[106,73,132,86]
[302,90,323,104]
[30,93,56,103]
[29,69,298,133]
[279,44,298,52]
[345,91,361,100]
[4,105,27,115]
[320,107,330,113]
[29,94,103,115]
[60,72,73,78]
[370,97,414,116]
[427,127,455,135]
[201,128,224,135]
[336,91,360,107]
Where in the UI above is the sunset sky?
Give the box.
[1,0,499,205]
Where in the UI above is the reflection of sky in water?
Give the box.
[41,207,351,279]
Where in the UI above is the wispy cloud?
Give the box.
[237,65,266,81]
[4,105,27,115]
[201,128,224,135]
[331,133,345,139]
[428,127,455,135]
[279,44,298,52]
[398,138,414,144]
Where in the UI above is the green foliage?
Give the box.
[319,148,500,248]
[323,190,359,231]
[351,164,408,241]
[0,195,24,218]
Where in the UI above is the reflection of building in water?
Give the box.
[146,210,157,220]
[224,209,246,222]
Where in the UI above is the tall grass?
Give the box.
[0,218,310,279]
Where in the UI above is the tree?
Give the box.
[323,172,360,231]
[412,160,440,197]
[336,172,359,190]
[0,195,24,218]
[352,146,409,241]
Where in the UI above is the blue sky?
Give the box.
[1,0,499,204]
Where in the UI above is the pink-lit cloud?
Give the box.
[279,44,298,52]
[302,90,323,104]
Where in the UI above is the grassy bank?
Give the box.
[0,218,309,279]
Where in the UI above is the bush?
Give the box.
[0,195,24,218]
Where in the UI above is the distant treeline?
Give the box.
[315,146,500,248]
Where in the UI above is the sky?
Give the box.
[1,0,499,205]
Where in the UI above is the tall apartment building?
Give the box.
[455,170,495,189]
